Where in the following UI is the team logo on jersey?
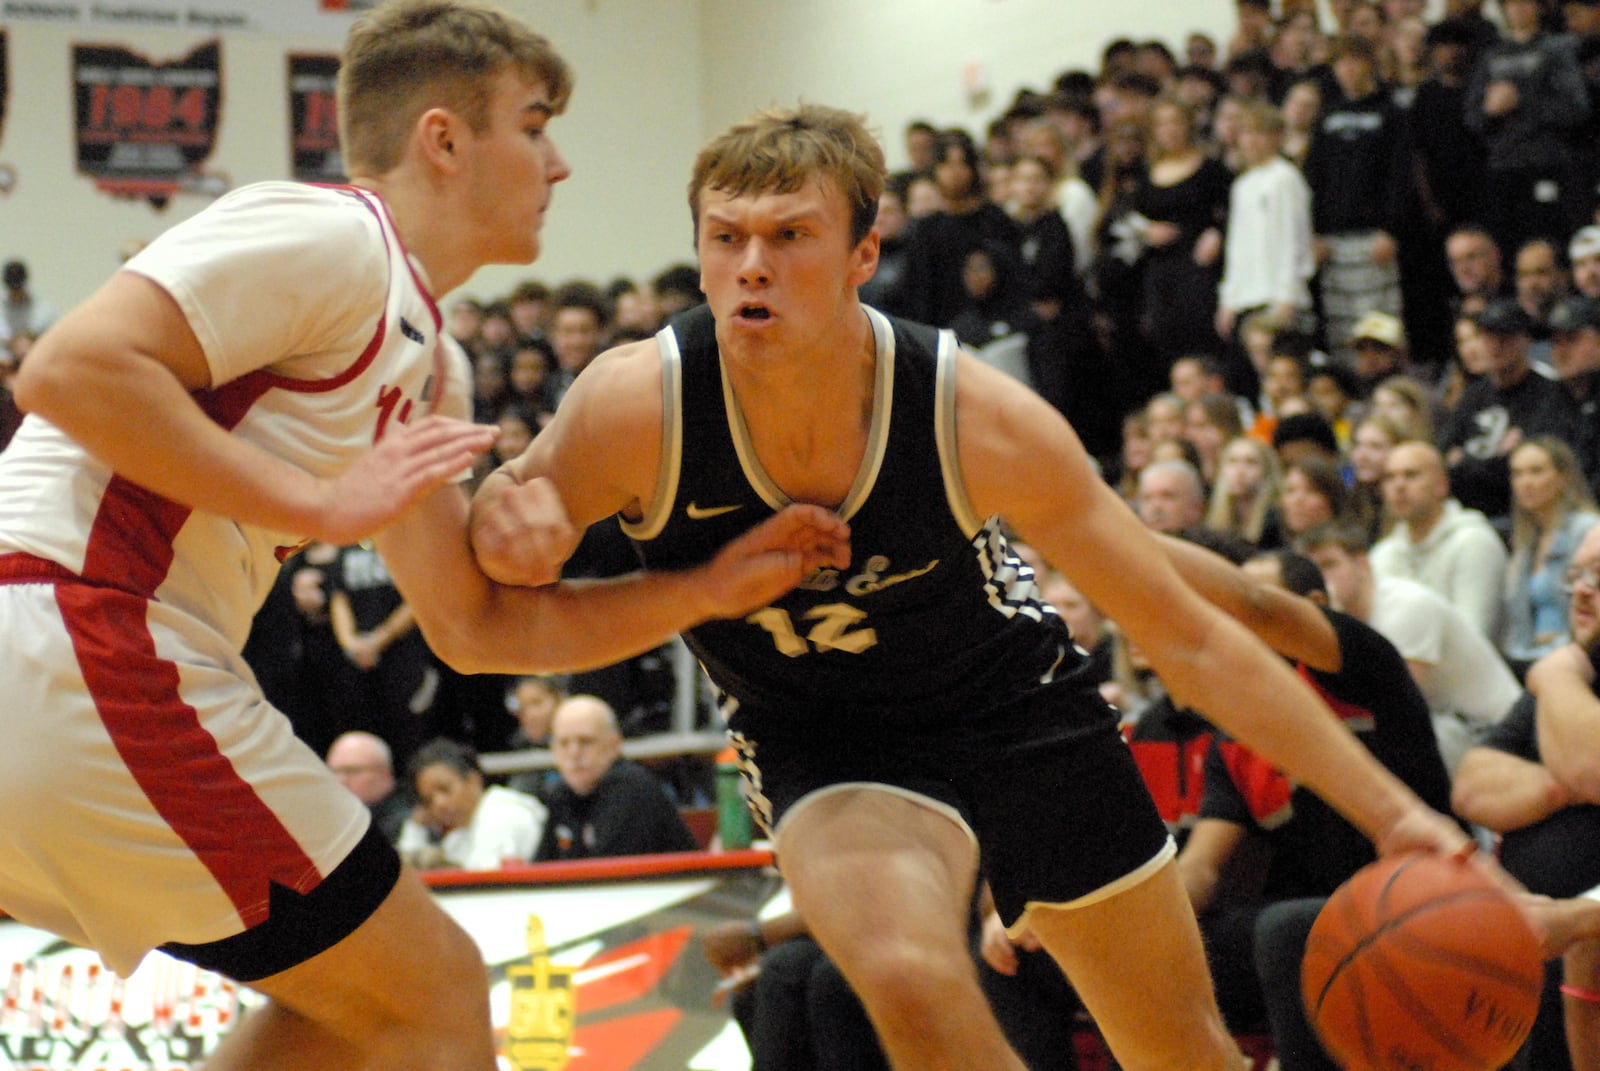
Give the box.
[801,554,939,595]
[506,916,575,1071]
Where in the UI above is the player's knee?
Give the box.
[843,934,974,1026]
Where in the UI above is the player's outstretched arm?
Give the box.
[1157,534,1340,672]
[951,356,1467,859]
[16,272,494,543]
[382,341,850,675]
[378,484,847,675]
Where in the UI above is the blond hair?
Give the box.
[688,103,885,246]
[1205,435,1283,543]
[1508,437,1599,560]
[338,0,573,175]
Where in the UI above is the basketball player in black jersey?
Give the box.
[470,103,1472,1070]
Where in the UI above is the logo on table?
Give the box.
[506,916,575,1071]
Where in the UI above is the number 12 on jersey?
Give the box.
[747,603,879,657]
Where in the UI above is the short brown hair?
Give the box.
[338,0,573,175]
[688,103,886,246]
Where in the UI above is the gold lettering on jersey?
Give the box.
[802,555,939,594]
[506,917,574,1071]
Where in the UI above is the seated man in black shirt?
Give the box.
[533,695,698,862]
[1160,539,1456,1067]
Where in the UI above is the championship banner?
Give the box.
[287,54,343,184]
[0,851,782,1071]
[0,30,13,195]
[73,40,227,208]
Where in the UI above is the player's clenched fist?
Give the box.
[469,471,581,588]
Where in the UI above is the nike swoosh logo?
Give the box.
[687,502,742,520]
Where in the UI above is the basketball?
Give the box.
[1301,853,1543,1071]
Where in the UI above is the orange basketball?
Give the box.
[1301,853,1543,1071]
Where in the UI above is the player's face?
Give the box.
[462,73,570,266]
[696,178,878,360]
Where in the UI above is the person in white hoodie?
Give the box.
[1301,522,1522,777]
[1215,99,1315,376]
[1369,441,1509,637]
[401,737,546,871]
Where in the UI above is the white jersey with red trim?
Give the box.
[0,181,469,647]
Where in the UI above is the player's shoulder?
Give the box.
[579,335,664,396]
[148,180,388,276]
[547,338,664,454]
[209,180,383,230]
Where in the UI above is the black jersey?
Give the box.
[624,305,1099,730]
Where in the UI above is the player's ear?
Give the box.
[847,228,880,289]
[417,107,463,173]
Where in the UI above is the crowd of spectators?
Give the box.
[259,1,1600,1064]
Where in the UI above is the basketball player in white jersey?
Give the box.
[0,3,846,1068]
[471,104,1479,1070]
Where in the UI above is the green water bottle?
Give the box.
[715,747,754,850]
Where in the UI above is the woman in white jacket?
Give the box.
[400,737,546,871]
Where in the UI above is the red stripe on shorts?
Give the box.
[59,372,318,926]
[57,583,317,925]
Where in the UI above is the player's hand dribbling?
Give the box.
[696,505,851,620]
[469,472,581,587]
[314,416,497,545]
[1375,810,1531,906]
[1374,805,1474,862]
